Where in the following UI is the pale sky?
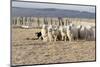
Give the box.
[12,1,95,13]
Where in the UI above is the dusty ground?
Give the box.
[12,28,96,65]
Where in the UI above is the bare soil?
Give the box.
[12,28,96,65]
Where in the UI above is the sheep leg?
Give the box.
[68,36,71,41]
[62,36,64,41]
[54,36,57,42]
[65,36,67,42]
[76,37,78,41]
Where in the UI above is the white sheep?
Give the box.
[75,25,95,41]
[92,27,95,41]
[66,24,78,41]
[48,25,61,42]
[76,25,82,39]
[91,26,95,41]
[79,26,87,40]
[59,25,68,41]
[41,24,95,42]
[71,24,79,40]
[66,25,73,41]
[41,24,48,41]
[85,25,95,41]
[48,25,54,42]
[52,25,61,41]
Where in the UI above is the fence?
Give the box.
[12,16,95,28]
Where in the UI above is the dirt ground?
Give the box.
[11,28,96,65]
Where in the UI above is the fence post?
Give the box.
[27,17,31,26]
[20,17,23,25]
[17,17,20,26]
[50,18,52,25]
[37,17,40,27]
[14,17,17,25]
[30,17,34,27]
[58,17,62,26]
[45,18,48,25]
[12,17,14,25]
[66,19,68,26]
[44,18,46,24]
[23,17,25,25]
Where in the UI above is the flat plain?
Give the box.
[12,20,96,65]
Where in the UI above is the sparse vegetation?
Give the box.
[12,17,95,65]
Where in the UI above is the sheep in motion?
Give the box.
[48,25,61,42]
[59,25,68,41]
[41,24,48,42]
[36,24,95,42]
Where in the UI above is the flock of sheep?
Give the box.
[35,23,95,42]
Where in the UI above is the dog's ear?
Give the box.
[38,32,41,33]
